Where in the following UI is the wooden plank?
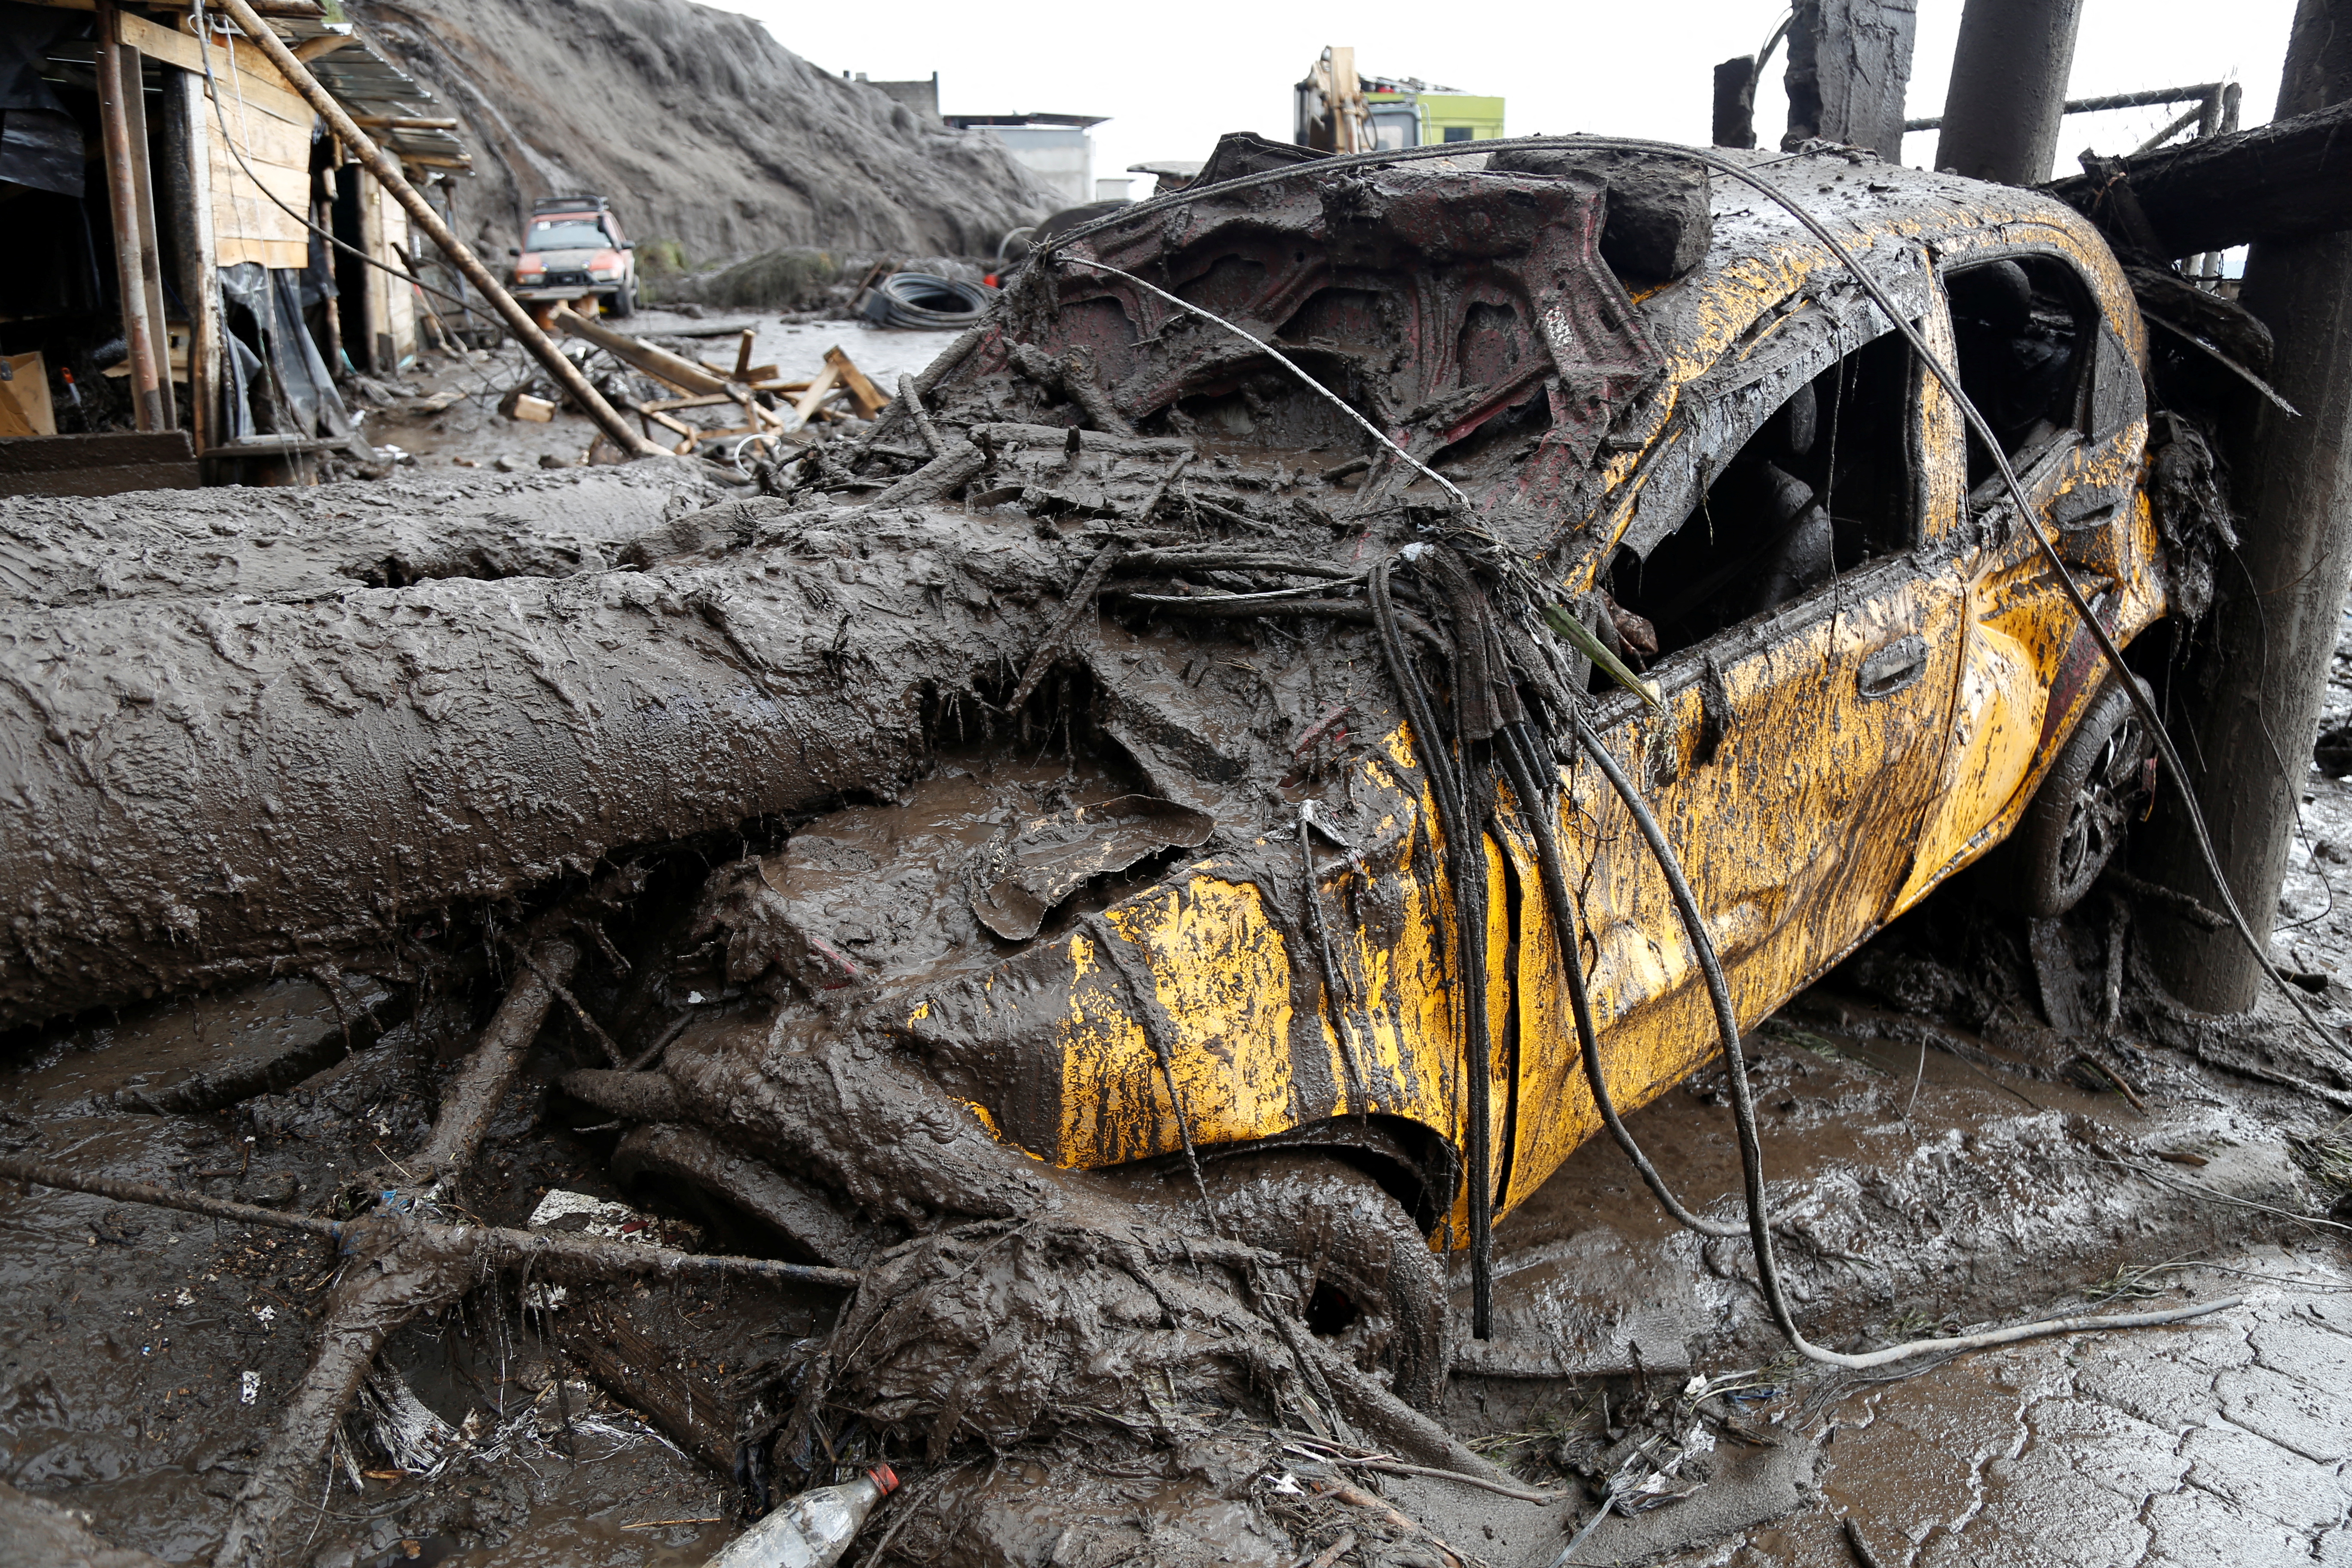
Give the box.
[2044,98,2352,259]
[290,33,351,61]
[4,352,59,437]
[553,305,729,395]
[215,236,308,269]
[784,363,840,432]
[114,9,203,72]
[824,346,890,419]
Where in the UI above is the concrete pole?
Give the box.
[2141,0,2352,1010]
[1933,0,2084,183]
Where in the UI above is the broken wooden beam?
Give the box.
[2043,97,2352,258]
[1782,0,1917,159]
[825,346,891,420]
[554,303,732,396]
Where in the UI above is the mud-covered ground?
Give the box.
[6,854,2350,1566]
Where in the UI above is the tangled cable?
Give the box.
[862,273,993,330]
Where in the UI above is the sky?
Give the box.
[715,0,2299,199]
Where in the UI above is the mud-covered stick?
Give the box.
[412,936,576,1180]
[0,1155,342,1238]
[897,374,943,455]
[1008,540,1126,710]
[1841,1516,1888,1568]
[0,1156,862,1288]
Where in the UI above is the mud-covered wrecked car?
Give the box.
[0,138,2202,1547]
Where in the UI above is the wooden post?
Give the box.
[95,2,167,432]
[210,0,661,457]
[120,40,175,430]
[1934,0,2084,183]
[159,68,221,456]
[355,164,386,373]
[2140,0,2352,1009]
[1781,0,1918,159]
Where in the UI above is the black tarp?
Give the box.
[0,1,84,198]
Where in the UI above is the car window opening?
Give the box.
[526,219,613,251]
[1605,330,1918,667]
[1945,255,2094,485]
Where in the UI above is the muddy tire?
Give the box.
[1142,1150,1448,1410]
[610,279,636,318]
[1988,678,2156,917]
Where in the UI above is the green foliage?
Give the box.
[635,237,690,279]
[665,247,841,310]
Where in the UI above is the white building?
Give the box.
[943,113,1107,211]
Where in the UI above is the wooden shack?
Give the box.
[0,0,473,494]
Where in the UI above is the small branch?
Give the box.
[1008,541,1127,711]
[897,374,944,456]
[0,1157,861,1287]
[2102,867,2229,931]
[515,940,625,1066]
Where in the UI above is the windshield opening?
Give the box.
[527,220,612,251]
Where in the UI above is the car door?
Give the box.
[1893,248,2147,909]
[1501,290,1968,1209]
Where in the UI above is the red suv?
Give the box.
[509,195,637,317]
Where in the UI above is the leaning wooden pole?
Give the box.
[209,0,664,458]
[2141,0,2352,1010]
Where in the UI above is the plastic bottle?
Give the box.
[702,1464,899,1568]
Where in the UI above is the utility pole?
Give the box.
[1934,0,2085,182]
[2141,0,2352,1010]
[1782,0,1919,159]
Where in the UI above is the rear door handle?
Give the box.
[1858,634,1929,700]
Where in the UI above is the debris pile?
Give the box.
[3,132,2349,1568]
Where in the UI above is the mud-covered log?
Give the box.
[0,505,1068,1028]
[2044,98,2352,258]
[0,461,721,609]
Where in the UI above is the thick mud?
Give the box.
[6,154,2350,1568]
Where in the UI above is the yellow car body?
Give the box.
[915,153,2162,1237]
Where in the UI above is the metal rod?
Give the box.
[1906,80,2226,132]
[206,0,662,458]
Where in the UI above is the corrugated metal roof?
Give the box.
[258,4,472,172]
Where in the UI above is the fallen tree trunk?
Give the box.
[0,461,720,609]
[0,504,1069,1029]
[2044,97,2352,258]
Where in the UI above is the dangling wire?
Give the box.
[1369,554,1497,1339]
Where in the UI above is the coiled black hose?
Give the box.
[862,273,992,330]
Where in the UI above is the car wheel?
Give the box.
[1117,1148,1447,1410]
[1989,677,2156,917]
[611,280,636,318]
